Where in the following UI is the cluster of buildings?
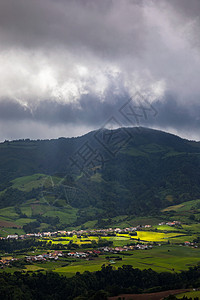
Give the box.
[26,251,63,262]
[0,257,18,268]
[25,244,153,262]
[67,244,152,258]
[0,243,153,269]
[5,226,152,240]
[184,241,198,248]
[3,221,182,241]
[6,233,42,240]
[67,251,89,258]
[158,221,181,226]
[99,244,152,252]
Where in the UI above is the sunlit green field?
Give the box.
[163,198,200,213]
[153,225,181,231]
[45,229,193,248]
[54,245,200,276]
[1,242,200,278]
[176,290,200,299]
[131,231,188,242]
[6,245,195,277]
[24,265,45,272]
[0,227,25,237]
[11,174,47,192]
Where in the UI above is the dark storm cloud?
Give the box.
[0,93,126,126]
[0,100,32,120]
[167,0,200,19]
[0,0,144,58]
[144,95,200,132]
[0,0,200,140]
[1,92,200,136]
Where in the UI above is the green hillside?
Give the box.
[0,127,200,232]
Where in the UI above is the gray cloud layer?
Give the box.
[0,0,200,141]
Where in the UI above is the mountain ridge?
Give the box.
[0,126,200,233]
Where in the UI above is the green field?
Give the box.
[0,172,168,233]
[134,231,187,242]
[0,173,82,234]
[11,174,47,192]
[0,227,25,236]
[176,290,200,299]
[2,173,200,237]
[153,225,181,231]
[163,198,200,213]
[0,174,200,280]
[42,228,197,249]
[1,244,199,278]
[54,245,200,276]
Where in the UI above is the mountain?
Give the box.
[0,127,200,233]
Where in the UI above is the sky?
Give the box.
[0,0,200,141]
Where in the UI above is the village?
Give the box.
[1,219,198,269]
[0,221,181,269]
[0,243,153,269]
[3,220,181,240]
[0,219,199,275]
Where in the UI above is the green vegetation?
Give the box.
[176,290,200,299]
[1,264,200,299]
[54,245,200,276]
[1,233,200,277]
[0,128,200,230]
[11,174,46,191]
[1,128,200,298]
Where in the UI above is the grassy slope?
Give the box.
[0,174,79,236]
[0,173,165,235]
[162,198,200,231]
[11,174,46,191]
[176,290,200,299]
[0,173,200,238]
[1,128,200,220]
[163,198,200,212]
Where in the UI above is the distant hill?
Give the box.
[0,127,200,233]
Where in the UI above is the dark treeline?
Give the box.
[0,239,49,253]
[0,238,114,253]
[0,188,40,209]
[0,264,200,299]
[22,215,60,233]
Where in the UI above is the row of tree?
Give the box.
[0,264,200,299]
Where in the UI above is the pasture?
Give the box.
[1,241,200,278]
[176,290,200,299]
[54,245,200,277]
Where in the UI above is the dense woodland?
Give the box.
[0,264,200,299]
[0,239,49,253]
